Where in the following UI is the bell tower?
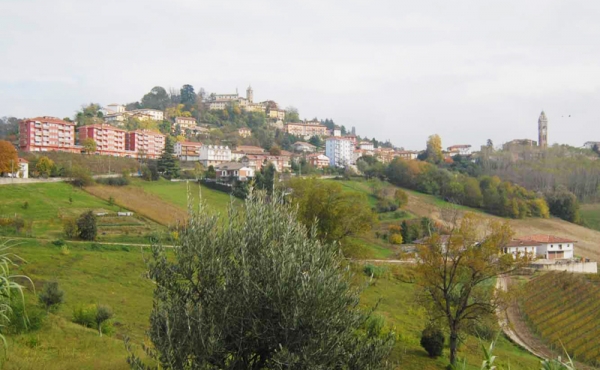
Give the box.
[538,111,548,149]
[246,85,253,103]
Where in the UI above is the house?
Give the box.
[174,117,197,130]
[174,141,203,161]
[19,116,79,153]
[395,150,418,160]
[78,124,127,156]
[231,145,266,160]
[292,141,316,153]
[241,154,291,172]
[8,158,29,178]
[215,162,255,181]
[359,141,374,151]
[238,127,252,138]
[199,145,231,167]
[268,109,286,121]
[307,153,329,169]
[515,235,575,260]
[447,145,472,156]
[325,137,354,167]
[374,147,396,163]
[583,141,600,150]
[502,239,538,259]
[285,121,329,139]
[130,109,164,121]
[125,130,166,159]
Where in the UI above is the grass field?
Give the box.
[580,204,600,231]
[0,183,160,243]
[520,272,600,366]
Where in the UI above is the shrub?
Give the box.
[108,196,115,206]
[73,304,97,328]
[63,218,77,239]
[95,304,113,336]
[363,264,386,278]
[6,299,45,334]
[394,189,408,208]
[65,165,94,187]
[389,234,403,245]
[12,217,25,233]
[420,326,445,358]
[375,199,398,213]
[22,201,29,210]
[38,281,64,312]
[96,176,130,186]
[77,211,97,241]
[51,239,65,247]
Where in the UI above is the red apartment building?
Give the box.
[125,130,166,159]
[78,124,127,156]
[19,116,79,153]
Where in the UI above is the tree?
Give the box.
[39,281,64,312]
[287,178,376,243]
[75,103,104,127]
[425,134,443,164]
[157,138,180,179]
[0,140,18,175]
[180,84,196,111]
[82,138,97,154]
[63,218,77,239]
[486,139,494,149]
[308,135,322,149]
[95,305,113,337]
[255,163,276,194]
[394,189,408,208]
[193,162,204,180]
[284,106,300,122]
[413,213,522,366]
[65,165,93,187]
[546,187,580,223]
[35,156,55,178]
[127,190,394,369]
[141,86,170,111]
[269,144,281,155]
[77,211,97,241]
[206,165,216,179]
[420,326,444,358]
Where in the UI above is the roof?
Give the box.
[27,116,75,125]
[234,145,265,154]
[216,162,247,170]
[178,141,203,147]
[77,124,126,132]
[448,145,472,150]
[515,235,576,244]
[293,141,316,148]
[18,158,28,163]
[175,116,196,121]
[505,239,539,248]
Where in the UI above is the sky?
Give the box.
[1,0,599,150]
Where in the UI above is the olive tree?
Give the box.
[128,189,394,369]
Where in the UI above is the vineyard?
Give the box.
[520,272,600,366]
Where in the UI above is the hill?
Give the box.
[520,272,600,367]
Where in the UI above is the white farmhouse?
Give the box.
[517,235,575,260]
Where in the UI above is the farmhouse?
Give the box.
[517,234,575,260]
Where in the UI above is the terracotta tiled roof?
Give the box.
[18,158,28,163]
[28,116,75,125]
[515,235,576,243]
[78,124,126,132]
[505,239,539,248]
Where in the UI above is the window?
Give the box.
[559,244,562,250]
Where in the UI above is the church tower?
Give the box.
[246,85,253,103]
[538,111,548,149]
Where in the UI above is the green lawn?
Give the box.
[580,204,600,231]
[132,179,233,215]
[0,182,161,243]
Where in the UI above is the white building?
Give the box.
[199,145,231,167]
[8,158,29,178]
[359,141,374,151]
[584,141,600,150]
[131,109,164,121]
[502,235,576,260]
[447,145,472,156]
[325,137,354,168]
[292,141,316,152]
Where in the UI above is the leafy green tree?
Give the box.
[308,135,322,149]
[157,138,180,179]
[35,156,55,178]
[75,103,104,126]
[269,144,281,155]
[180,84,196,111]
[95,305,113,337]
[76,211,97,241]
[287,178,376,243]
[128,190,394,369]
[141,86,170,111]
[420,326,444,358]
[63,218,77,239]
[82,138,97,154]
[284,106,300,122]
[394,189,408,208]
[546,187,580,222]
[39,281,64,312]
[0,140,18,175]
[255,163,276,194]
[65,165,94,187]
[205,165,216,179]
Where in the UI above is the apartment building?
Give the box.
[241,154,291,172]
[19,116,79,153]
[199,145,231,167]
[174,141,203,161]
[307,153,330,169]
[174,116,197,130]
[125,130,166,159]
[284,122,328,138]
[78,124,127,156]
[325,137,354,167]
[131,109,164,121]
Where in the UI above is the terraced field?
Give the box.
[521,272,600,366]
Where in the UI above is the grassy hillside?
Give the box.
[20,151,139,175]
[0,182,161,243]
[580,203,600,231]
[0,238,539,370]
[520,272,600,366]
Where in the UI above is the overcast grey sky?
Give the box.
[1,0,599,150]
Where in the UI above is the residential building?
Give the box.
[78,124,127,156]
[7,158,28,178]
[538,111,548,149]
[215,162,255,181]
[395,150,418,160]
[292,141,316,152]
[174,117,197,130]
[125,130,166,159]
[516,235,575,260]
[19,116,78,153]
[214,93,239,101]
[208,101,229,110]
[231,145,266,161]
[374,147,395,163]
[307,153,330,169]
[344,135,358,146]
[268,109,286,121]
[332,128,342,137]
[502,239,538,259]
[325,137,354,167]
[447,145,472,156]
[105,104,125,114]
[131,109,164,121]
[583,141,600,150]
[174,141,203,161]
[241,154,291,172]
[238,127,252,138]
[285,121,328,139]
[359,141,374,151]
[199,145,231,167]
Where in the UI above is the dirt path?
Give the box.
[497,275,597,370]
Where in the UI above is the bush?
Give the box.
[63,218,77,239]
[73,304,97,328]
[65,165,94,187]
[420,326,445,358]
[394,189,408,208]
[38,281,64,312]
[12,217,25,233]
[363,264,386,278]
[22,201,29,210]
[77,211,97,241]
[389,234,403,245]
[375,198,398,213]
[51,239,65,247]
[96,176,130,186]
[6,299,46,334]
[95,305,113,336]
